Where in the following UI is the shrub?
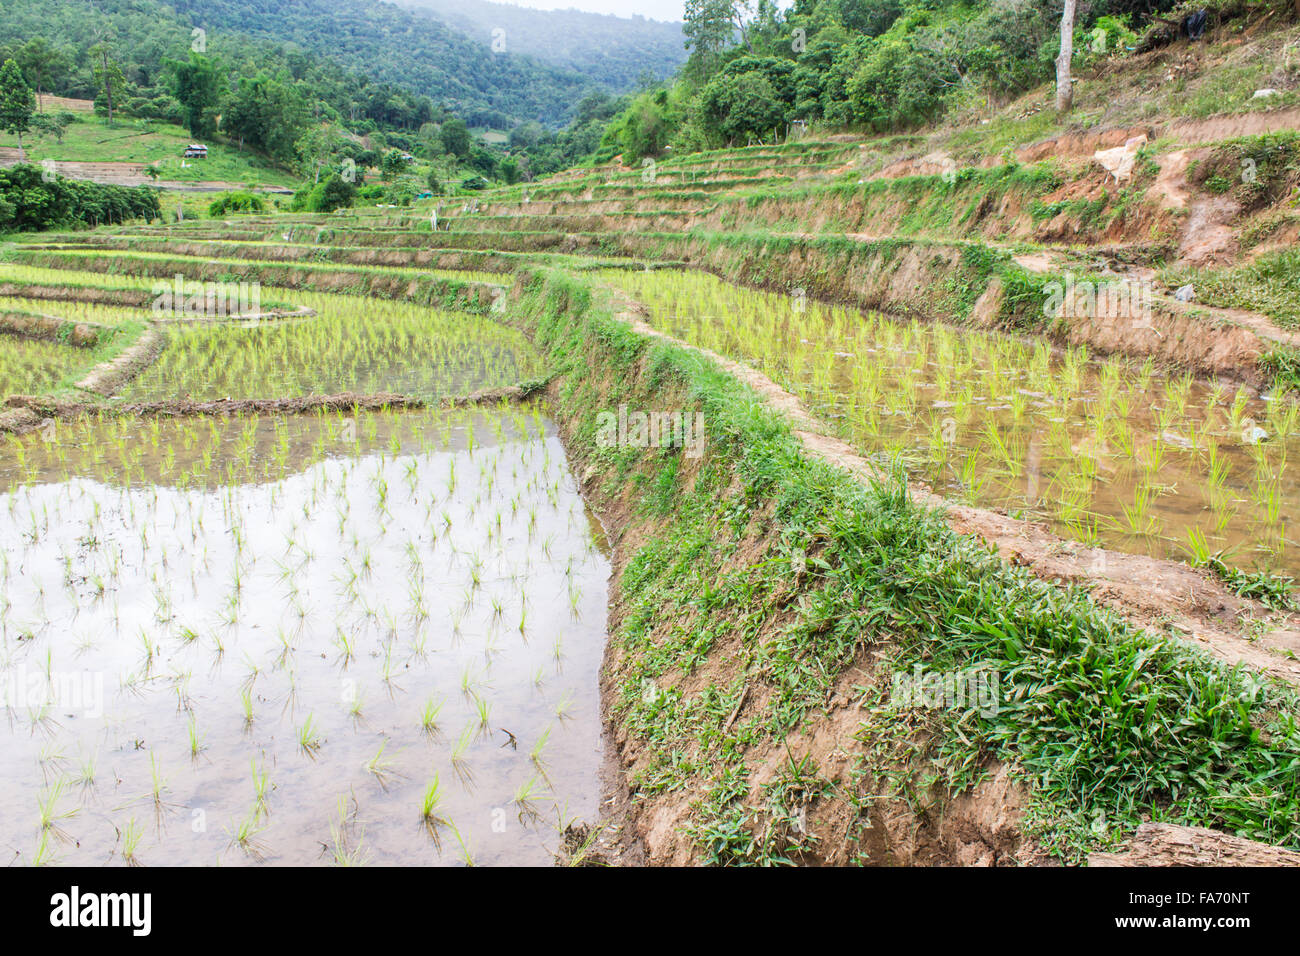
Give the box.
[208,191,266,217]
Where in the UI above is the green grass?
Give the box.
[1261,346,1300,393]
[1200,555,1296,611]
[2,113,298,188]
[1163,248,1300,330]
[521,266,1300,865]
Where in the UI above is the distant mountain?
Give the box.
[395,0,687,91]
[165,0,603,126]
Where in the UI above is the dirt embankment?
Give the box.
[8,249,507,309]
[0,310,108,347]
[0,281,155,307]
[550,364,1038,867]
[2,383,537,431]
[594,232,1280,383]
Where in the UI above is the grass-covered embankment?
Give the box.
[514,267,1300,865]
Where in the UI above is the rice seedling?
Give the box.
[363,739,404,790]
[555,691,574,720]
[450,723,476,785]
[37,778,76,843]
[513,774,545,822]
[420,775,447,838]
[530,726,551,770]
[298,714,323,758]
[252,760,272,817]
[76,753,96,792]
[149,754,168,813]
[471,692,492,729]
[119,817,144,866]
[226,806,269,862]
[328,794,369,866]
[187,717,204,759]
[446,820,474,867]
[420,697,443,737]
[1181,527,1215,567]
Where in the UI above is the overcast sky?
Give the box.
[496,0,687,23]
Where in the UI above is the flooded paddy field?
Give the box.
[0,405,610,865]
[0,297,148,329]
[598,269,1300,578]
[120,292,542,403]
[0,334,94,398]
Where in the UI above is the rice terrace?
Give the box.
[3,0,1300,893]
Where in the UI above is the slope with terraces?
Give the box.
[3,16,1300,868]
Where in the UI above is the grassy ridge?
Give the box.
[518,267,1300,864]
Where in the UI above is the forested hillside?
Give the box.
[0,0,621,215]
[397,0,687,91]
[600,0,1192,160]
[0,0,605,127]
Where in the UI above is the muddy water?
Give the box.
[0,406,610,865]
[600,270,1299,578]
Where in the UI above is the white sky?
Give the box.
[495,0,686,23]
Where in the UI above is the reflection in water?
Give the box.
[0,406,609,865]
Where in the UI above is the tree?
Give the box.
[1055,0,1077,117]
[16,39,69,109]
[31,110,73,145]
[0,59,36,160]
[440,118,471,159]
[683,0,738,82]
[90,43,126,126]
[166,52,223,139]
[222,73,312,166]
[380,149,409,180]
[700,71,786,144]
[295,124,348,184]
[306,173,355,212]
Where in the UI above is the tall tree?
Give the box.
[16,39,69,110]
[0,59,36,160]
[165,51,223,138]
[440,118,471,159]
[90,43,126,126]
[1055,0,1077,117]
[683,0,739,83]
[295,124,347,184]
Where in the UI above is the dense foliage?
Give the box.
[0,164,160,231]
[0,0,617,129]
[601,0,1191,161]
